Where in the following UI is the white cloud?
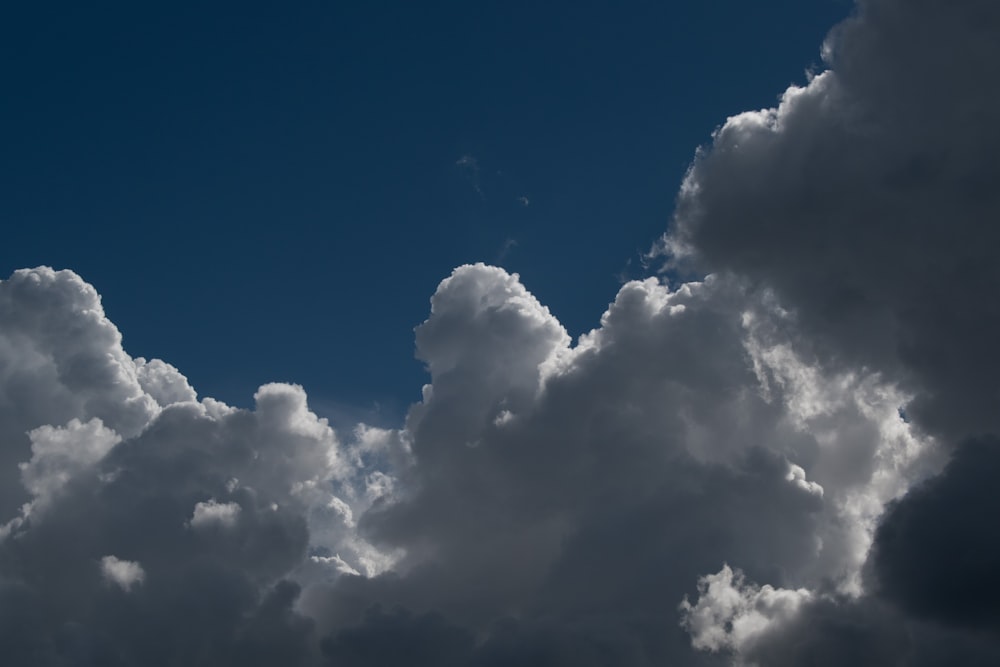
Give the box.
[680,565,812,656]
[100,555,145,592]
[309,554,360,577]
[134,357,197,407]
[20,417,121,515]
[188,499,242,529]
[0,267,162,522]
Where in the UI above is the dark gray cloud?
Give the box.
[663,0,1000,443]
[868,437,1000,630]
[321,606,475,667]
[739,590,1000,667]
[658,0,1000,663]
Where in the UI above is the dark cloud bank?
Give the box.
[2,1,998,664]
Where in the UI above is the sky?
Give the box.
[2,0,848,418]
[2,1,1000,666]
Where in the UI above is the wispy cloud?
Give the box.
[495,237,517,263]
[455,154,482,196]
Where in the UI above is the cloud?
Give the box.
[496,237,517,263]
[1,1,998,665]
[301,263,937,664]
[662,0,1000,444]
[100,555,146,592]
[19,417,121,517]
[0,259,934,665]
[656,0,1000,662]
[134,357,197,407]
[868,437,1000,630]
[0,268,395,665]
[455,154,482,196]
[679,564,812,655]
[0,267,162,522]
[189,499,242,529]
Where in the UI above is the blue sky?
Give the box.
[2,0,847,419]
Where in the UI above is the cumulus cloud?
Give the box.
[0,267,161,520]
[679,565,812,655]
[19,417,121,517]
[1,1,997,665]
[0,256,930,665]
[301,263,936,665]
[657,0,1000,662]
[189,499,242,529]
[134,357,197,407]
[662,0,1000,444]
[0,268,394,665]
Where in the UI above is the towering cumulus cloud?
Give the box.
[1,1,997,665]
[659,0,1000,663]
[665,0,1000,443]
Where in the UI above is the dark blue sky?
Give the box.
[1,0,849,423]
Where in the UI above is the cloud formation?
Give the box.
[1,1,998,665]
[658,0,1000,662]
[663,0,1000,443]
[0,260,941,665]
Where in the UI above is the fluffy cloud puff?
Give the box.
[310,263,942,666]
[2,1,997,665]
[0,268,392,665]
[0,257,934,666]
